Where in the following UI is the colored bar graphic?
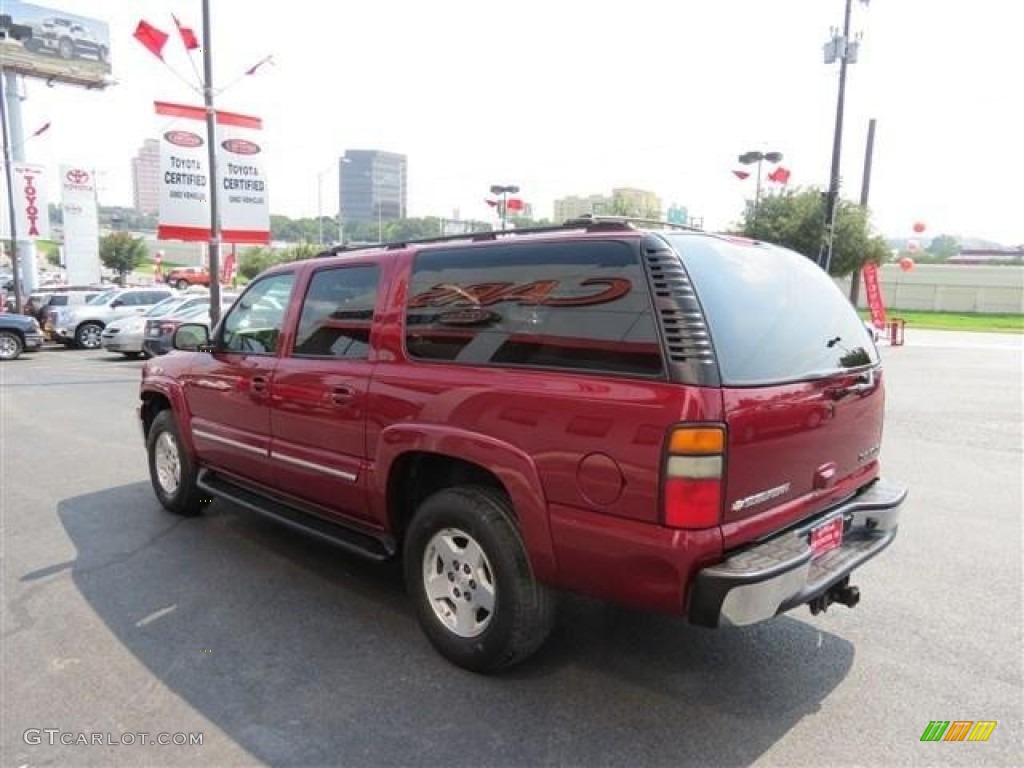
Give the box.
[921,721,949,742]
[967,721,997,742]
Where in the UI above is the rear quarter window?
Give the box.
[665,234,879,385]
[404,240,663,377]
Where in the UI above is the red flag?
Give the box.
[506,198,525,212]
[732,169,750,180]
[133,20,169,60]
[768,166,791,184]
[172,15,200,51]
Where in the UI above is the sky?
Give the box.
[10,0,1024,245]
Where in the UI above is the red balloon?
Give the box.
[899,257,915,272]
[913,221,926,233]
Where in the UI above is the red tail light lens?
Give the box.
[664,477,723,529]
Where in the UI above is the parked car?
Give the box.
[140,294,239,358]
[38,288,107,333]
[0,313,45,360]
[139,218,907,673]
[102,295,195,358]
[165,266,211,291]
[51,287,175,349]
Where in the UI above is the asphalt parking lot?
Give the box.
[2,332,1021,767]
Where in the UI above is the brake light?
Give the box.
[663,425,725,529]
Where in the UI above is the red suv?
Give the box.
[139,219,906,672]
[165,266,211,290]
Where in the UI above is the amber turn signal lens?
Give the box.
[668,427,725,455]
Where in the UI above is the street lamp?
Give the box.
[738,150,783,234]
[489,184,519,231]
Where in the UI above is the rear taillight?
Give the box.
[158,321,178,334]
[663,425,725,529]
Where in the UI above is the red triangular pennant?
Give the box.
[732,169,750,180]
[134,20,169,60]
[172,15,200,51]
[768,166,791,184]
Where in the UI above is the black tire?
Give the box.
[0,330,23,361]
[176,279,190,290]
[146,410,205,516]
[404,486,555,673]
[75,322,103,349]
[121,351,142,359]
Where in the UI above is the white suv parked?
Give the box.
[51,287,176,349]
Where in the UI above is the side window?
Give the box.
[118,292,144,306]
[404,241,663,377]
[50,296,69,306]
[221,273,295,355]
[141,291,169,304]
[292,265,378,359]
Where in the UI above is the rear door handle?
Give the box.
[251,375,269,394]
[330,386,354,405]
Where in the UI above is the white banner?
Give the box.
[1,162,50,240]
[155,101,269,244]
[60,166,102,285]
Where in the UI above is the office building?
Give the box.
[339,150,407,223]
[553,188,662,222]
[131,139,160,215]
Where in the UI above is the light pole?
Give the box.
[316,162,334,245]
[489,184,519,230]
[820,0,869,273]
[738,150,782,235]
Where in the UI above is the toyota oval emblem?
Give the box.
[221,138,260,155]
[165,130,204,148]
[66,169,90,184]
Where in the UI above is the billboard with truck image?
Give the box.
[0,1,111,88]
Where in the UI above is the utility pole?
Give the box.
[202,0,222,326]
[819,0,859,274]
[850,117,876,306]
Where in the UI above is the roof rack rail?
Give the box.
[568,214,704,232]
[316,218,635,257]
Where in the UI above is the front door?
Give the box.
[183,272,296,486]
[269,264,379,523]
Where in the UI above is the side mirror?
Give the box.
[173,323,211,351]
[110,299,124,308]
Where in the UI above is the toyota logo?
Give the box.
[66,169,90,184]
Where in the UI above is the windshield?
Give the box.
[87,290,118,306]
[664,234,879,386]
[145,297,188,317]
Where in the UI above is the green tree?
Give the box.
[926,234,960,260]
[99,232,147,286]
[740,188,889,276]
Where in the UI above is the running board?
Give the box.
[198,470,395,562]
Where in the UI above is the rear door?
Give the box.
[269,263,379,522]
[668,236,885,548]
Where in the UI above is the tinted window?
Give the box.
[221,273,294,355]
[48,295,69,306]
[664,234,880,385]
[405,241,663,376]
[293,266,378,359]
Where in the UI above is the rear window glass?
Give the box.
[665,235,879,385]
[405,240,663,377]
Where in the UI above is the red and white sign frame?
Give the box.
[155,101,270,244]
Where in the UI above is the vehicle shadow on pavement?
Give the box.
[48,483,855,767]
